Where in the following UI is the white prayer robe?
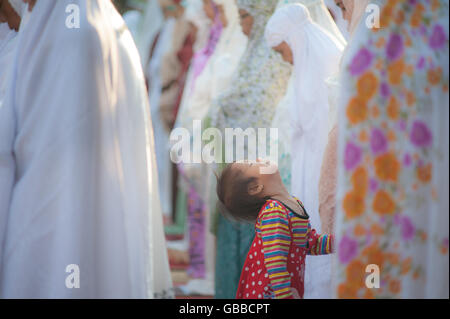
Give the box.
[0,0,172,298]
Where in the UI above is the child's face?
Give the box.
[231,159,281,196]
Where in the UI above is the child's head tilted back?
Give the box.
[216,159,282,223]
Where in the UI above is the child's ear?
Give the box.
[248,181,264,196]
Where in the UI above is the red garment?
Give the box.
[236,199,334,299]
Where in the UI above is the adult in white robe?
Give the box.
[0,0,172,298]
[0,2,21,277]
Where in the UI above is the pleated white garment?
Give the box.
[0,0,173,298]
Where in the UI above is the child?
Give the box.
[216,160,334,299]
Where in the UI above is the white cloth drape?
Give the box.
[147,17,176,218]
[0,0,173,298]
[265,3,344,299]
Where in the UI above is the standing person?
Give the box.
[334,0,449,298]
[216,161,334,299]
[318,0,370,241]
[266,0,345,299]
[265,2,344,299]
[0,0,22,267]
[210,0,292,299]
[0,0,173,298]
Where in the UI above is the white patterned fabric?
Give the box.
[211,0,291,160]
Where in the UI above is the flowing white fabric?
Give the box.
[277,0,346,47]
[0,0,173,298]
[147,17,175,218]
[265,3,344,298]
[0,21,18,279]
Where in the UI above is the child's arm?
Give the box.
[307,228,334,256]
[260,206,293,299]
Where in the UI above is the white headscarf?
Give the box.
[0,0,173,298]
[265,3,344,133]
[278,0,346,46]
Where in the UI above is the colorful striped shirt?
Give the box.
[237,198,334,299]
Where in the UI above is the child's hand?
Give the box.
[291,288,301,299]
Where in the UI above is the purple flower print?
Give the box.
[344,142,362,171]
[417,56,426,69]
[400,216,415,241]
[369,178,379,193]
[403,153,412,166]
[350,48,374,76]
[397,119,407,131]
[410,121,433,148]
[370,128,388,155]
[338,236,359,264]
[429,24,447,50]
[386,33,404,61]
[380,82,391,98]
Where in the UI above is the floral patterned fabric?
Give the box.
[334,0,449,298]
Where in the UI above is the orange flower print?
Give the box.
[354,224,366,236]
[363,288,375,299]
[410,3,425,28]
[400,257,412,275]
[431,0,440,11]
[370,224,385,236]
[373,190,396,215]
[389,279,402,295]
[387,96,400,120]
[337,283,358,299]
[362,242,384,267]
[417,163,432,183]
[371,105,380,118]
[351,166,369,196]
[374,152,401,182]
[359,130,369,142]
[388,59,405,85]
[386,252,400,265]
[406,64,414,76]
[428,68,442,86]
[406,90,416,106]
[376,38,386,49]
[347,97,368,125]
[357,72,379,102]
[395,9,405,24]
[343,191,365,219]
[346,259,366,287]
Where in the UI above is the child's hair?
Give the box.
[216,163,270,223]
